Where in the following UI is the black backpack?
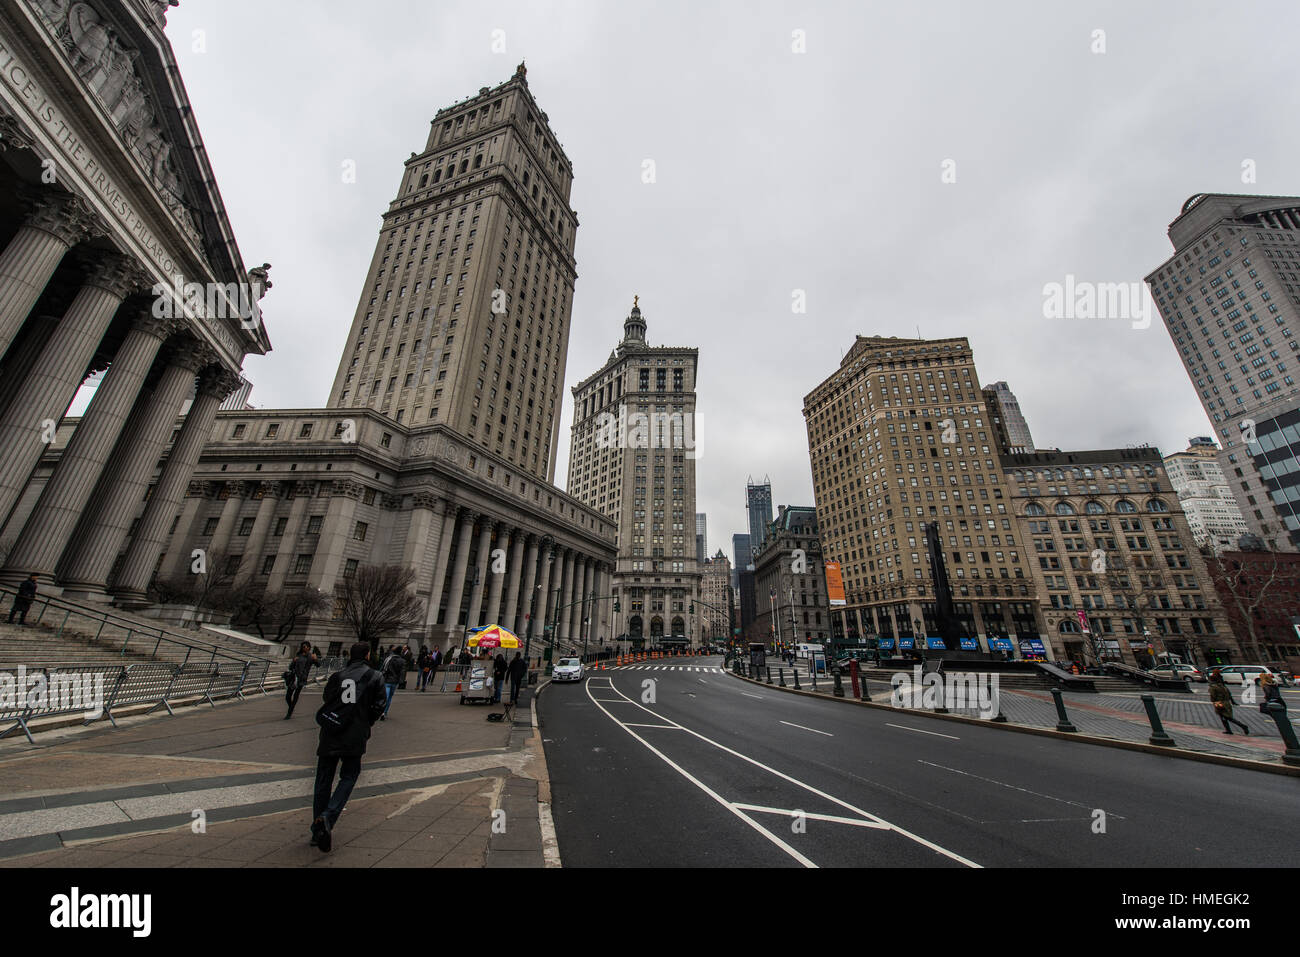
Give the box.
[316,671,359,732]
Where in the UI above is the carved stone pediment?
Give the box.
[32,0,200,241]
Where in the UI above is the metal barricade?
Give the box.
[204,662,249,706]
[0,665,125,743]
[438,663,470,693]
[240,661,270,699]
[99,662,178,726]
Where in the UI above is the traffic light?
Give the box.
[614,599,620,612]
[689,603,695,614]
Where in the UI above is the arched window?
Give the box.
[1147,499,1169,513]
[418,174,428,188]
[1054,502,1076,516]
[1025,502,1046,517]
[1085,501,1105,515]
[1115,500,1136,513]
[1058,619,1081,634]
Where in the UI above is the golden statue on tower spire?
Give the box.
[633,295,638,309]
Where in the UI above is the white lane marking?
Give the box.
[624,723,680,729]
[887,724,960,740]
[583,680,817,868]
[741,692,765,700]
[732,804,891,829]
[592,673,980,868]
[780,720,833,737]
[917,761,1121,815]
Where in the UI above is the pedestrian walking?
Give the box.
[1260,673,1286,714]
[380,645,405,720]
[508,651,527,705]
[417,647,432,691]
[1208,670,1250,735]
[7,573,38,626]
[492,652,507,704]
[311,642,385,853]
[430,647,441,686]
[284,640,319,719]
[402,645,415,690]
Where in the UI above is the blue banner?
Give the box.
[988,638,1014,651]
[877,639,896,650]
[1027,639,1046,653]
[926,638,947,650]
[898,637,915,650]
[959,638,979,650]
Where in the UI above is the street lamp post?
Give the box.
[915,617,925,667]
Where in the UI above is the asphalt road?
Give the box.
[539,657,1297,867]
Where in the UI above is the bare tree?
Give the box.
[228,584,332,645]
[334,563,424,654]
[1202,538,1294,665]
[1102,551,1176,666]
[147,546,239,615]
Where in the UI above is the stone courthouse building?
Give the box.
[0,0,265,600]
[2,5,614,653]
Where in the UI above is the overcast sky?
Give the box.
[154,0,1300,563]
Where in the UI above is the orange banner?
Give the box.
[825,561,846,606]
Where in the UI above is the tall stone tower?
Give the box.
[567,299,702,646]
[327,62,577,483]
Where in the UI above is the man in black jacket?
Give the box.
[311,643,386,852]
[7,573,37,626]
[508,652,527,705]
[284,641,319,719]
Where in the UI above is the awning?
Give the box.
[898,637,915,650]
[925,638,947,650]
[959,638,979,651]
[988,638,1014,651]
[878,639,896,650]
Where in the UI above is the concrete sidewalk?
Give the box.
[741,667,1300,768]
[0,674,555,868]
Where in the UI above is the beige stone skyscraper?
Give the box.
[567,300,702,645]
[327,62,576,484]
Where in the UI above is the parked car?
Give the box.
[1149,662,1205,683]
[1211,664,1284,686]
[552,657,584,683]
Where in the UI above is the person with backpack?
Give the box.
[311,642,385,853]
[380,645,406,720]
[284,641,319,719]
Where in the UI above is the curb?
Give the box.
[726,670,1300,778]
[528,677,561,868]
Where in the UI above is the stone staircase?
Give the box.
[0,587,285,673]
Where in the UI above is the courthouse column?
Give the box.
[559,549,576,642]
[484,525,510,625]
[500,528,526,631]
[443,510,478,631]
[0,188,98,361]
[1,313,181,584]
[265,482,315,592]
[513,534,538,637]
[232,483,282,589]
[58,343,207,597]
[0,253,149,524]
[113,366,239,602]
[424,503,459,630]
[533,543,555,646]
[465,519,495,629]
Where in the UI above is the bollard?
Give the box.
[811,665,818,690]
[1140,694,1176,747]
[765,666,773,685]
[1264,702,1300,765]
[793,667,802,690]
[1050,687,1078,733]
[832,668,845,698]
[779,667,786,687]
[991,708,1007,722]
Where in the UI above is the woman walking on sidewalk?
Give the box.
[285,641,318,719]
[1208,670,1250,735]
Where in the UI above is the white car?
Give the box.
[552,658,584,682]
[1212,665,1283,686]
